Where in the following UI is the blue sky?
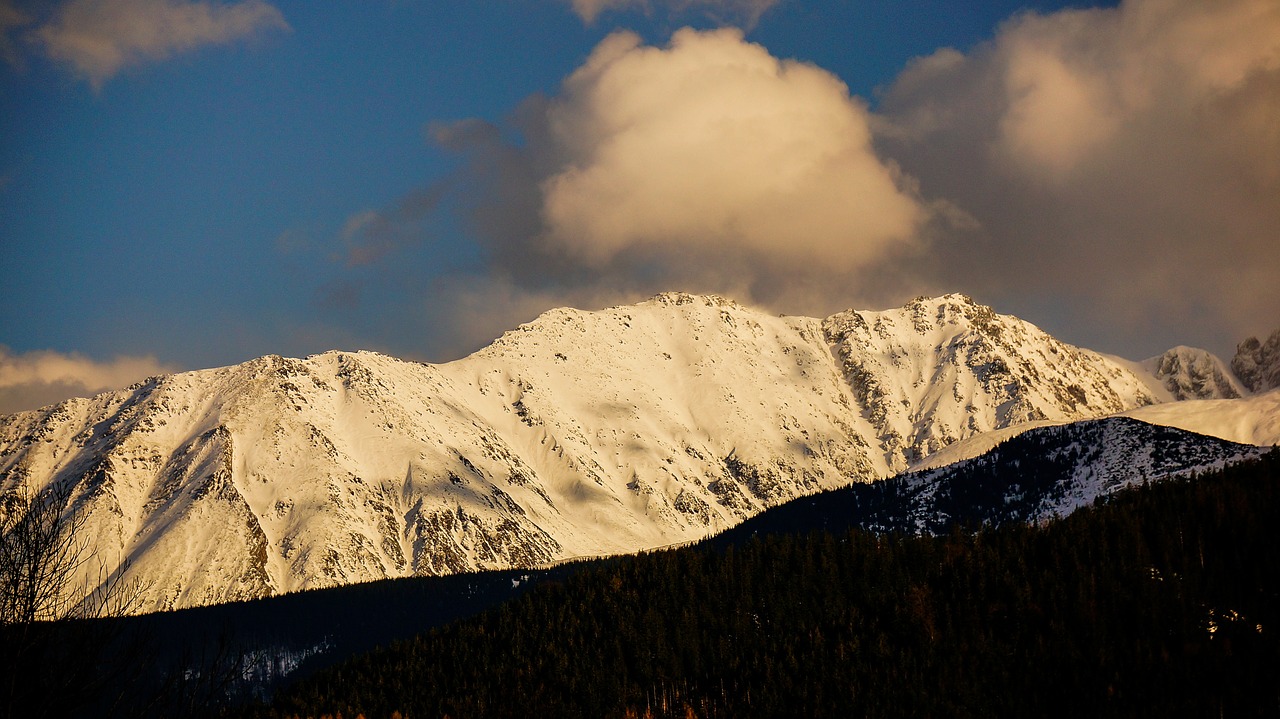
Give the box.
[2,0,1277,412]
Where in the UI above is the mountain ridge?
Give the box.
[0,292,1274,613]
[727,416,1264,541]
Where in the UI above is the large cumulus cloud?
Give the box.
[876,0,1280,355]
[539,29,924,272]
[418,27,934,332]
[341,0,1277,362]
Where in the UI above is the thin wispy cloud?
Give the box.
[567,0,778,27]
[338,184,446,268]
[19,0,287,87]
[0,0,28,67]
[0,346,176,414]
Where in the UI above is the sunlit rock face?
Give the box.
[1145,347,1245,401]
[1233,329,1280,394]
[822,294,1160,471]
[0,293,1249,614]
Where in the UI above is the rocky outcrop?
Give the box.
[1232,329,1280,393]
[1145,346,1245,401]
[822,294,1159,471]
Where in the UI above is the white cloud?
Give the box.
[0,346,176,414]
[336,184,446,268]
[332,0,1276,362]
[428,28,934,321]
[539,29,925,275]
[568,0,777,27]
[34,0,287,87]
[996,26,1122,177]
[875,0,1280,355]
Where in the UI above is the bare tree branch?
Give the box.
[0,480,149,717]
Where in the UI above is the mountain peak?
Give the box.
[1143,345,1245,401]
[2,290,1269,615]
[905,293,1001,333]
[905,292,982,310]
[1232,329,1280,394]
[821,295,1160,470]
[822,294,1000,341]
[640,291,744,310]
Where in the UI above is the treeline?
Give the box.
[248,451,1280,718]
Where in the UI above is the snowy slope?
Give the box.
[1121,388,1280,447]
[0,293,1268,613]
[717,417,1266,542]
[822,295,1161,470]
[920,387,1280,472]
[2,294,880,612]
[1141,346,1246,401]
[883,417,1264,533]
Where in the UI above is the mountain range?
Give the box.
[0,293,1276,614]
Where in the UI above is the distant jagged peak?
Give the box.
[1143,345,1244,401]
[483,291,763,351]
[822,292,1030,345]
[1232,328,1280,394]
[640,291,746,310]
[904,293,1003,333]
[491,292,1003,352]
[904,291,986,312]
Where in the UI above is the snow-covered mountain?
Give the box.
[870,417,1264,534]
[1233,329,1280,394]
[0,293,1272,613]
[915,384,1280,473]
[1142,346,1246,401]
[821,296,1162,469]
[716,417,1267,542]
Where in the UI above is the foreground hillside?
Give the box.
[713,416,1263,542]
[256,450,1280,718]
[2,293,1208,613]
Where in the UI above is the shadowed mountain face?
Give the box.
[1233,329,1280,394]
[0,293,1267,613]
[715,417,1264,544]
[52,423,1269,719]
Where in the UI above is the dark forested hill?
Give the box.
[249,449,1280,719]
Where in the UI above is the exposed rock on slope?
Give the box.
[822,294,1159,470]
[1233,329,1280,394]
[1144,346,1246,401]
[717,418,1265,541]
[0,293,1246,613]
[878,417,1262,533]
